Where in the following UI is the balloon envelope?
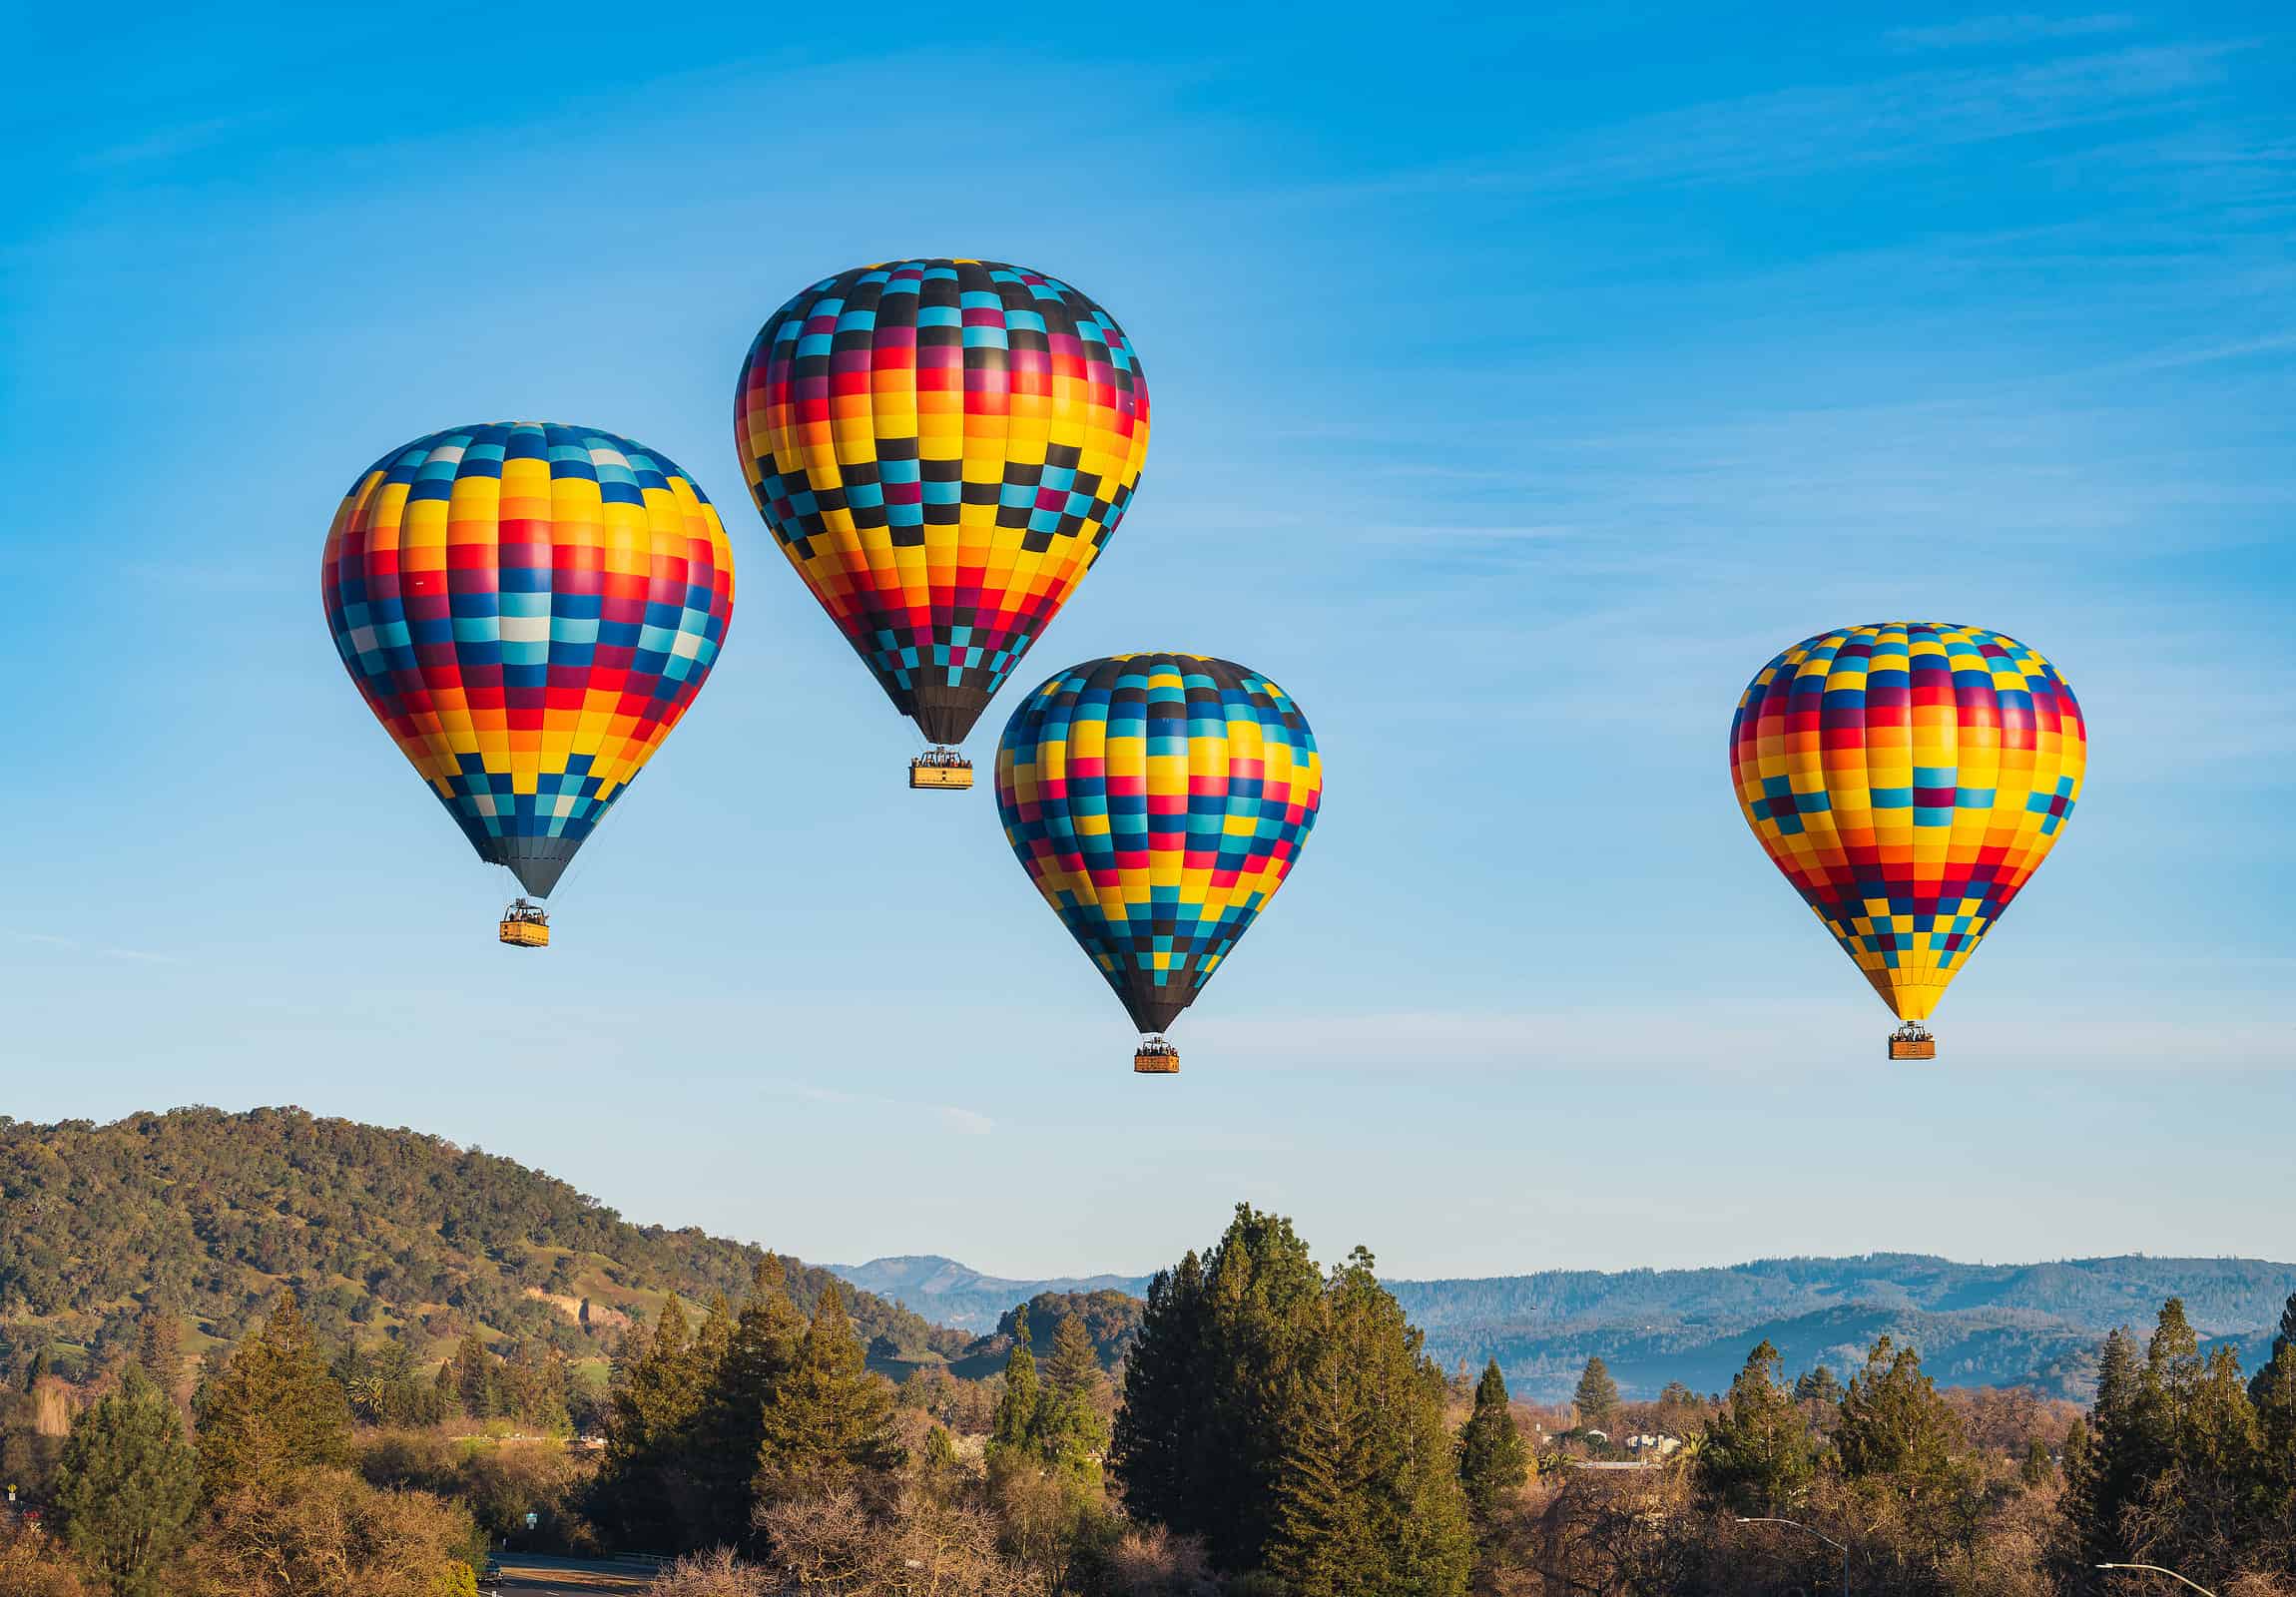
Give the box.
[735,260,1149,746]
[321,421,735,896]
[996,655,1322,1034]
[1729,622,2085,1021]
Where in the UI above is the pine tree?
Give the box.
[1834,1335,1968,1505]
[133,1312,180,1401]
[1033,1313,1111,1475]
[686,1257,807,1543]
[1109,1205,1325,1572]
[1573,1355,1620,1432]
[192,1296,351,1500]
[989,1306,1042,1462]
[1263,1249,1471,1597]
[52,1365,200,1597]
[596,1299,708,1549]
[1793,1366,1844,1403]
[1456,1358,1530,1523]
[451,1331,493,1419]
[2056,1326,2145,1583]
[1695,1339,1814,1515]
[2022,1435,2056,1487]
[753,1285,900,1506]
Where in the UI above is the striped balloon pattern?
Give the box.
[735,260,1149,747]
[1729,622,2086,1021]
[996,655,1322,1035]
[321,422,735,897]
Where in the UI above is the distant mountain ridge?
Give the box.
[828,1255,1153,1332]
[832,1251,2296,1402]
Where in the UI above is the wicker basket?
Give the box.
[498,917,550,948]
[908,761,974,791]
[1133,1043,1179,1075]
[1888,1036,1936,1061]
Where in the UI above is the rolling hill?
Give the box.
[835,1252,2296,1402]
[0,1107,970,1379]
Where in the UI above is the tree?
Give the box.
[1262,1250,1472,1597]
[1112,1210,1468,1593]
[594,1300,708,1550]
[1573,1355,1620,1432]
[133,1313,181,1402]
[1110,1205,1325,1571]
[450,1332,493,1420]
[193,1296,351,1499]
[52,1365,199,1596]
[687,1256,808,1544]
[988,1306,1042,1463]
[1794,1366,1844,1404]
[1033,1313,1111,1475]
[188,1466,481,1597]
[1694,1339,1814,1515]
[1455,1358,1529,1524]
[753,1285,900,1507]
[1833,1334,1968,1506]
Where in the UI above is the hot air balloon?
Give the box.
[1729,622,2086,1058]
[321,422,735,945]
[735,260,1150,792]
[996,654,1322,1073]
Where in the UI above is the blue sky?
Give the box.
[4,3,2291,1281]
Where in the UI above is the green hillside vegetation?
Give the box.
[0,1107,966,1387]
[946,1290,1146,1377]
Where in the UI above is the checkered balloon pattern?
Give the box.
[996,655,1322,1035]
[735,260,1150,747]
[1729,622,2086,1022]
[321,422,736,897]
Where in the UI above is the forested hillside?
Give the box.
[0,1107,966,1376]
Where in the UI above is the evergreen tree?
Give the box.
[192,1296,351,1499]
[1573,1355,1620,1432]
[595,1300,707,1549]
[2248,1290,2296,1409]
[432,1357,459,1418]
[450,1331,493,1419]
[1263,1250,1472,1597]
[132,1312,180,1400]
[1695,1339,1814,1515]
[52,1365,199,1597]
[1455,1358,1529,1524]
[1110,1205,1325,1572]
[2022,1435,2056,1487]
[686,1256,806,1544]
[1833,1334,1968,1505]
[1793,1366,1844,1403]
[990,1305,1042,1462]
[2056,1327,2145,1585]
[2250,1331,2296,1533]
[1033,1313,1111,1475]
[753,1285,900,1507]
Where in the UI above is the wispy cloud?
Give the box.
[1886,14,2139,52]
[6,929,180,964]
[1289,41,2242,205]
[1190,1010,2295,1073]
[791,1083,994,1136]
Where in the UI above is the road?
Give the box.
[489,1553,657,1594]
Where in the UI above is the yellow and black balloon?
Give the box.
[1730,622,2085,1054]
[735,260,1149,771]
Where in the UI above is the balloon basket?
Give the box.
[1888,1023,1935,1061]
[909,749,973,791]
[498,899,550,949]
[1134,1037,1179,1075]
